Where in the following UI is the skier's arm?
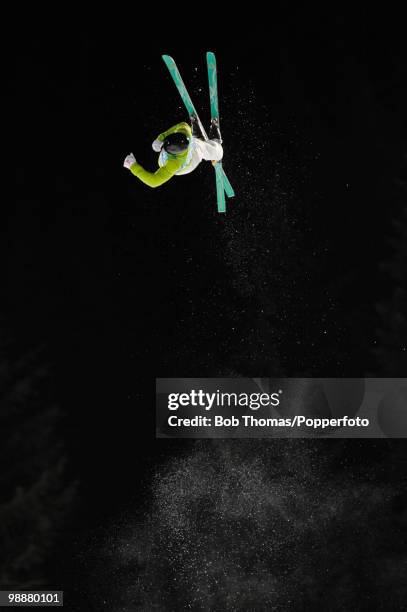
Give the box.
[129,158,182,188]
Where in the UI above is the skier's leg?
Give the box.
[190,116,205,139]
[208,120,222,143]
[200,139,223,162]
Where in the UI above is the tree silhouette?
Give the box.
[375,162,407,375]
[0,324,77,587]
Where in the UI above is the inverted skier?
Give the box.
[123,121,223,188]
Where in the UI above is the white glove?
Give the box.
[123,153,136,169]
[152,138,163,152]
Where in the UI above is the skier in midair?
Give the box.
[123,121,223,188]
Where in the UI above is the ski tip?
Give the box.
[162,54,174,63]
[206,51,216,60]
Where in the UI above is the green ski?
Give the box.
[207,51,235,205]
[162,55,208,141]
[162,54,234,212]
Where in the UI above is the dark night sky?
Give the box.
[6,11,407,607]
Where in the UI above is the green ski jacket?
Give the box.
[130,122,192,188]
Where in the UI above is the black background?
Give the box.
[5,9,407,609]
